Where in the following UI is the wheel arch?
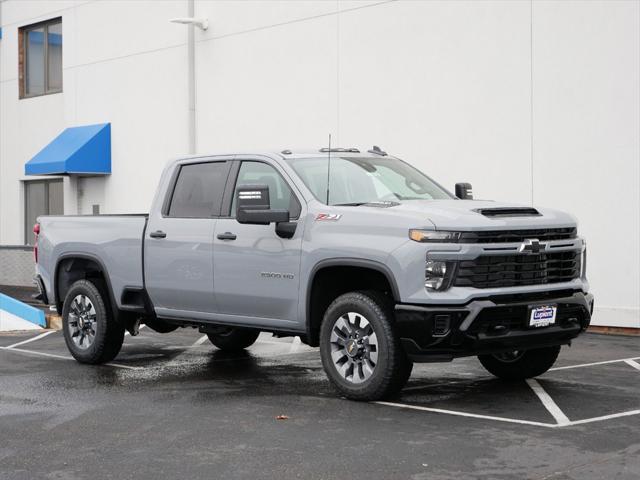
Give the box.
[305,258,400,347]
[54,253,119,320]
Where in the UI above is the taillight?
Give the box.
[33,223,40,263]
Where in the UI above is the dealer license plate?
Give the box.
[529,305,557,328]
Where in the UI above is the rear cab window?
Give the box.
[167,161,230,218]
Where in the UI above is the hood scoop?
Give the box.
[475,207,541,218]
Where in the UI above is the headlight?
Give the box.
[425,260,450,290]
[409,230,461,243]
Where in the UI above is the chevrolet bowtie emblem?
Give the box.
[519,238,544,254]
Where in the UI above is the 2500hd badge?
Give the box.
[261,272,295,280]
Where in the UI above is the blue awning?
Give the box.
[25,123,111,176]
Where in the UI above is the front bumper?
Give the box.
[395,290,594,362]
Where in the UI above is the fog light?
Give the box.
[433,314,451,336]
[425,260,448,290]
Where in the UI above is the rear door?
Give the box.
[213,158,305,325]
[145,158,232,316]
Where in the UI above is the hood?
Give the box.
[353,200,577,231]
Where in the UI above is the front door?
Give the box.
[145,159,232,316]
[213,160,304,325]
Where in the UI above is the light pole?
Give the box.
[170,5,208,155]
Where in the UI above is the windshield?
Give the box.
[288,156,453,205]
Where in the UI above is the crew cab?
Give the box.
[33,148,594,400]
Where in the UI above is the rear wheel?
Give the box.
[207,327,260,351]
[478,345,561,380]
[62,279,125,364]
[319,291,413,401]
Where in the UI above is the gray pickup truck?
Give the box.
[33,147,594,400]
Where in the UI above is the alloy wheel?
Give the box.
[67,294,97,350]
[329,312,378,384]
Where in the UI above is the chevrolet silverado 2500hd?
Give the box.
[33,148,594,400]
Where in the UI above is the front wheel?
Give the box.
[62,279,125,364]
[478,345,561,380]
[319,291,413,401]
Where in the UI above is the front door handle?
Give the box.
[217,232,237,241]
[149,230,167,239]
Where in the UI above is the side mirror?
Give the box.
[236,184,290,225]
[455,183,473,200]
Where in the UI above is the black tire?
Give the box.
[478,345,561,380]
[207,328,260,351]
[62,279,125,364]
[319,290,413,401]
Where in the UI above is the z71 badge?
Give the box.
[316,213,342,222]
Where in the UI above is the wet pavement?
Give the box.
[0,329,638,479]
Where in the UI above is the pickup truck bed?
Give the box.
[37,214,148,311]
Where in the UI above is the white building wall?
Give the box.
[0,0,638,328]
[531,1,640,328]
[1,1,71,245]
[0,0,190,235]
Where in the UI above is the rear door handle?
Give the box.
[149,230,167,239]
[217,232,237,241]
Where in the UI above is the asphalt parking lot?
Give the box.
[0,328,638,480]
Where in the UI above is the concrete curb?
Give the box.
[46,313,62,330]
[587,325,640,336]
[0,293,46,330]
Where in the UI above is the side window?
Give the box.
[232,161,301,219]
[168,162,229,218]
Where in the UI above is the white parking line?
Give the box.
[192,335,208,347]
[0,346,141,370]
[256,339,291,345]
[379,355,640,429]
[563,409,640,426]
[106,361,142,370]
[5,330,55,349]
[376,400,640,429]
[159,334,210,368]
[549,356,640,371]
[375,401,558,428]
[0,346,73,362]
[624,359,640,371]
[526,379,571,426]
[289,336,302,354]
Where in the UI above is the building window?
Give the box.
[24,179,63,244]
[19,17,62,98]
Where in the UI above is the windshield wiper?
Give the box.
[333,200,402,207]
